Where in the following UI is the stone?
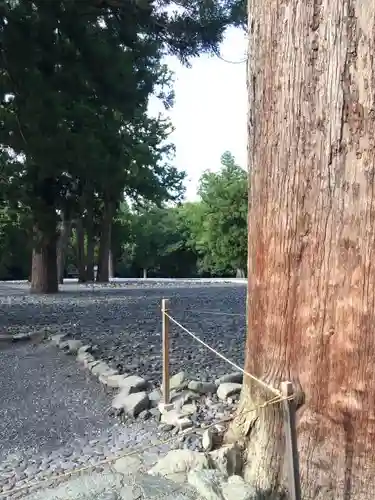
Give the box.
[50,334,67,347]
[181,403,197,416]
[113,455,142,475]
[111,391,149,417]
[169,371,186,391]
[148,389,161,408]
[202,429,215,452]
[119,375,148,395]
[221,476,257,500]
[161,409,192,430]
[188,381,217,394]
[77,344,91,356]
[188,469,226,500]
[98,370,119,385]
[63,339,83,354]
[209,445,242,477]
[102,374,130,388]
[215,372,243,385]
[171,390,200,409]
[91,362,112,376]
[148,450,210,476]
[217,383,242,401]
[149,408,161,421]
[82,354,96,368]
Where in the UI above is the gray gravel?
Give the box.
[0,281,246,386]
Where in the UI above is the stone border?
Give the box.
[48,334,244,450]
[0,329,48,345]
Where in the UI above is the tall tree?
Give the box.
[227,2,375,500]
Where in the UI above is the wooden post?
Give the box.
[281,381,302,500]
[161,298,170,405]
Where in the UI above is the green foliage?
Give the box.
[184,151,248,275]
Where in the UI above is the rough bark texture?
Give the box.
[57,217,72,284]
[30,225,58,294]
[229,1,375,499]
[96,201,113,283]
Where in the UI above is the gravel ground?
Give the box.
[0,281,247,387]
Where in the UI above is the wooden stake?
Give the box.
[161,298,170,405]
[281,381,302,500]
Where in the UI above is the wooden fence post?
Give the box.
[161,298,170,405]
[281,381,302,500]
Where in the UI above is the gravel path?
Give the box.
[0,281,247,386]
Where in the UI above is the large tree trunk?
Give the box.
[30,224,58,294]
[76,219,86,283]
[85,207,95,282]
[227,2,375,500]
[96,201,113,283]
[57,216,72,285]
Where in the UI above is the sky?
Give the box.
[148,27,247,201]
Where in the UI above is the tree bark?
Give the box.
[96,200,113,283]
[85,206,95,282]
[76,219,86,282]
[30,224,58,294]
[227,2,375,500]
[143,268,147,279]
[57,216,72,285]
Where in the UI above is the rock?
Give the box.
[77,344,91,356]
[160,424,174,432]
[188,469,226,500]
[217,383,242,401]
[111,391,149,417]
[63,339,83,354]
[202,429,215,452]
[209,445,242,477]
[148,449,210,476]
[50,334,67,347]
[113,455,142,475]
[148,389,161,408]
[102,374,130,388]
[119,375,148,395]
[138,409,151,420]
[188,381,217,394]
[169,371,186,391]
[149,408,161,421]
[82,354,96,368]
[98,370,119,384]
[221,475,257,500]
[161,409,192,430]
[181,403,197,416]
[216,372,243,385]
[171,390,200,409]
[91,362,112,377]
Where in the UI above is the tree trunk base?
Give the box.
[30,233,58,294]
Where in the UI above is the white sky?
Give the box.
[149,27,247,201]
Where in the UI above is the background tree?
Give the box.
[226,2,375,500]
[185,151,247,276]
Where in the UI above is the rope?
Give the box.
[165,312,281,398]
[3,393,292,498]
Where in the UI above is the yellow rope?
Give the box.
[3,394,293,498]
[164,312,281,397]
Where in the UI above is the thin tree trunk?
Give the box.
[143,268,147,279]
[96,200,113,283]
[108,249,114,279]
[76,219,86,283]
[30,224,58,294]
[226,2,375,500]
[85,206,95,282]
[57,216,72,285]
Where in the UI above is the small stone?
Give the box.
[91,361,112,376]
[148,389,161,408]
[215,372,243,385]
[77,344,92,356]
[63,339,83,354]
[98,369,119,384]
[217,383,242,401]
[113,455,142,475]
[119,375,148,395]
[202,429,215,451]
[50,334,67,347]
[188,469,226,500]
[160,424,174,432]
[222,475,257,500]
[138,409,151,420]
[148,449,210,476]
[181,403,197,416]
[188,381,217,394]
[169,371,186,391]
[103,374,130,388]
[178,417,193,431]
[149,408,161,421]
[112,391,149,417]
[161,409,188,428]
[209,444,242,477]
[171,390,200,409]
